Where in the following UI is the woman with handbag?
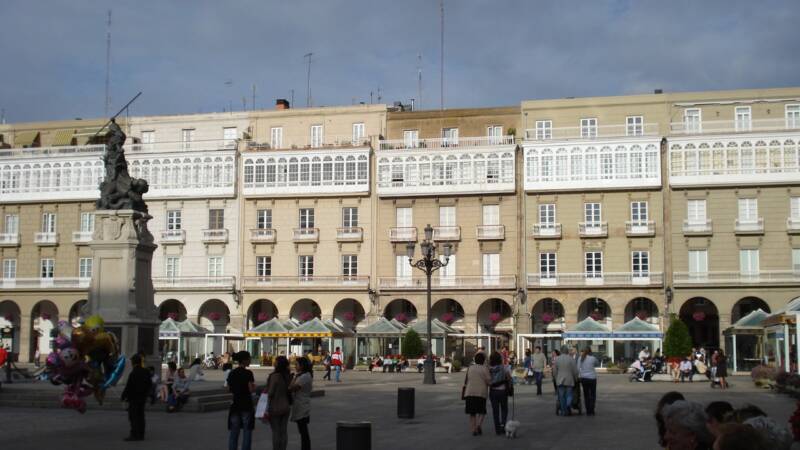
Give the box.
[488,352,512,435]
[462,352,491,436]
[266,356,293,450]
[290,356,313,450]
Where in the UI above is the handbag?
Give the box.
[506,376,514,397]
[255,392,269,420]
[461,367,469,400]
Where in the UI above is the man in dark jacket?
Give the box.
[121,354,152,441]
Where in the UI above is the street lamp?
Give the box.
[407,224,452,384]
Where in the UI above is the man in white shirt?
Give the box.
[638,347,650,361]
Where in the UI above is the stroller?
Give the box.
[629,363,653,382]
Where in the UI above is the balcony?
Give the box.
[0,233,20,246]
[379,135,515,151]
[524,123,659,141]
[337,227,363,242]
[0,277,90,289]
[432,226,461,241]
[293,228,319,242]
[389,227,417,242]
[674,271,800,287]
[250,228,276,243]
[578,222,608,238]
[532,223,562,239]
[527,272,663,288]
[160,229,186,244]
[202,229,229,244]
[247,135,372,152]
[128,138,238,153]
[625,221,656,237]
[72,230,94,244]
[34,232,58,245]
[378,275,516,290]
[669,118,799,135]
[152,276,235,290]
[682,219,713,236]
[788,217,800,234]
[243,276,369,289]
[734,218,764,235]
[476,225,505,240]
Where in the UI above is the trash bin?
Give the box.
[337,421,371,450]
[397,387,415,419]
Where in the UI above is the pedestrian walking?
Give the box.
[531,346,546,395]
[121,354,152,441]
[549,349,560,394]
[462,352,491,436]
[488,352,512,435]
[715,349,729,389]
[522,350,533,385]
[321,351,331,381]
[552,345,578,416]
[266,355,292,450]
[290,356,313,450]
[227,351,256,450]
[577,347,599,416]
[331,347,344,383]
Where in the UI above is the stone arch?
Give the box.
[158,298,187,321]
[679,297,720,349]
[624,297,660,323]
[476,298,512,331]
[731,297,771,323]
[69,299,88,328]
[431,298,465,327]
[198,299,230,333]
[0,300,21,354]
[383,299,417,324]
[332,298,366,330]
[30,300,59,360]
[531,297,565,333]
[289,298,321,323]
[577,297,611,322]
[247,299,279,329]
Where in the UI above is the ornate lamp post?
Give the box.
[406,224,452,385]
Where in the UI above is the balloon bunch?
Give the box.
[45,315,126,414]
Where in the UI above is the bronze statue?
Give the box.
[96,118,149,212]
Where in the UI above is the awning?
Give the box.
[612,317,663,339]
[562,317,612,340]
[13,130,39,147]
[52,129,75,146]
[405,318,461,337]
[357,317,406,338]
[74,128,105,145]
[723,309,770,335]
[288,318,354,338]
[244,317,293,338]
[158,318,209,338]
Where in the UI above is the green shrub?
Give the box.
[401,329,425,358]
[452,359,462,372]
[663,313,692,359]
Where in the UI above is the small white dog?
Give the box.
[504,419,520,438]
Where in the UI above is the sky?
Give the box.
[1,0,798,123]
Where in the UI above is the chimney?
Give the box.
[654,89,663,94]
[275,99,290,110]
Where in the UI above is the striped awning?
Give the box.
[74,128,105,145]
[52,129,75,146]
[14,130,39,147]
[244,331,293,338]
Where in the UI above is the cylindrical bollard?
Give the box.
[337,421,371,450]
[397,387,415,419]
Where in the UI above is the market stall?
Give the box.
[723,308,768,373]
[612,317,663,364]
[355,317,407,363]
[243,318,295,365]
[158,318,209,364]
[562,317,614,362]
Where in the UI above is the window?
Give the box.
[688,250,708,277]
[310,125,323,148]
[165,257,181,278]
[539,203,556,226]
[792,197,800,219]
[396,255,411,284]
[208,209,225,229]
[80,212,94,232]
[403,130,419,148]
[342,207,358,228]
[78,257,92,279]
[540,253,557,279]
[632,251,649,277]
[2,259,16,279]
[41,212,56,233]
[141,131,155,150]
[684,109,701,133]
[256,256,271,277]
[396,207,412,227]
[735,106,751,132]
[439,206,456,226]
[299,255,314,278]
[181,128,194,150]
[257,209,272,229]
[3,214,19,234]
[483,204,499,225]
[687,199,707,223]
[631,201,648,224]
[208,257,223,277]
[439,254,456,285]
[584,203,601,224]
[626,116,644,136]
[442,127,459,146]
[482,253,500,285]
[166,210,181,230]
[40,258,55,279]
[535,120,552,140]
[299,208,314,228]
[352,123,365,144]
[787,105,800,129]
[585,252,602,278]
[740,249,759,275]
[793,249,800,273]
[223,127,238,147]
[270,127,283,148]
[341,255,358,278]
[738,198,758,223]
[487,125,502,144]
[580,118,597,138]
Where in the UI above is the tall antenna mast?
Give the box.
[105,9,112,116]
[304,52,313,107]
[252,84,257,111]
[417,53,423,110]
[440,0,444,110]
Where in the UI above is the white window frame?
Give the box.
[482,253,500,285]
[256,209,272,229]
[585,252,603,278]
[40,258,55,279]
[439,206,456,227]
[79,212,94,232]
[688,250,708,278]
[738,198,758,223]
[540,252,557,279]
[2,258,17,279]
[792,249,800,273]
[181,128,194,150]
[256,256,271,278]
[580,118,598,138]
[487,125,502,144]
[299,208,314,229]
[208,256,224,277]
[342,255,358,278]
[584,203,601,225]
[165,257,181,279]
[403,130,419,148]
[684,109,701,133]
[482,204,499,226]
[4,214,19,234]
[299,255,314,279]
[535,120,552,140]
[223,127,238,147]
[270,127,284,149]
[626,116,644,136]
[734,106,752,132]
[342,207,359,228]
[166,210,182,230]
[687,199,707,224]
[439,254,456,285]
[41,212,56,233]
[78,257,93,279]
[539,203,556,226]
[632,251,649,277]
[352,123,365,144]
[396,207,412,227]
[739,249,759,276]
[396,255,412,285]
[310,125,323,148]
[442,127,459,146]
[787,104,800,129]
[791,197,800,219]
[630,201,648,224]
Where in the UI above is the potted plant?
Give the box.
[488,312,502,324]
[257,312,270,323]
[394,313,409,324]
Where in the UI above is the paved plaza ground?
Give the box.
[0,369,795,450]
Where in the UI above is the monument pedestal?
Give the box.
[88,209,160,369]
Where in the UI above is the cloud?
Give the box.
[0,0,797,122]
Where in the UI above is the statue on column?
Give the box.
[95,119,150,213]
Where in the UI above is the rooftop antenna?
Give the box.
[291,89,295,107]
[377,86,382,104]
[104,9,112,116]
[440,0,444,110]
[417,53,423,110]
[252,84,257,111]
[1,108,5,124]
[304,52,313,107]
[224,79,233,113]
